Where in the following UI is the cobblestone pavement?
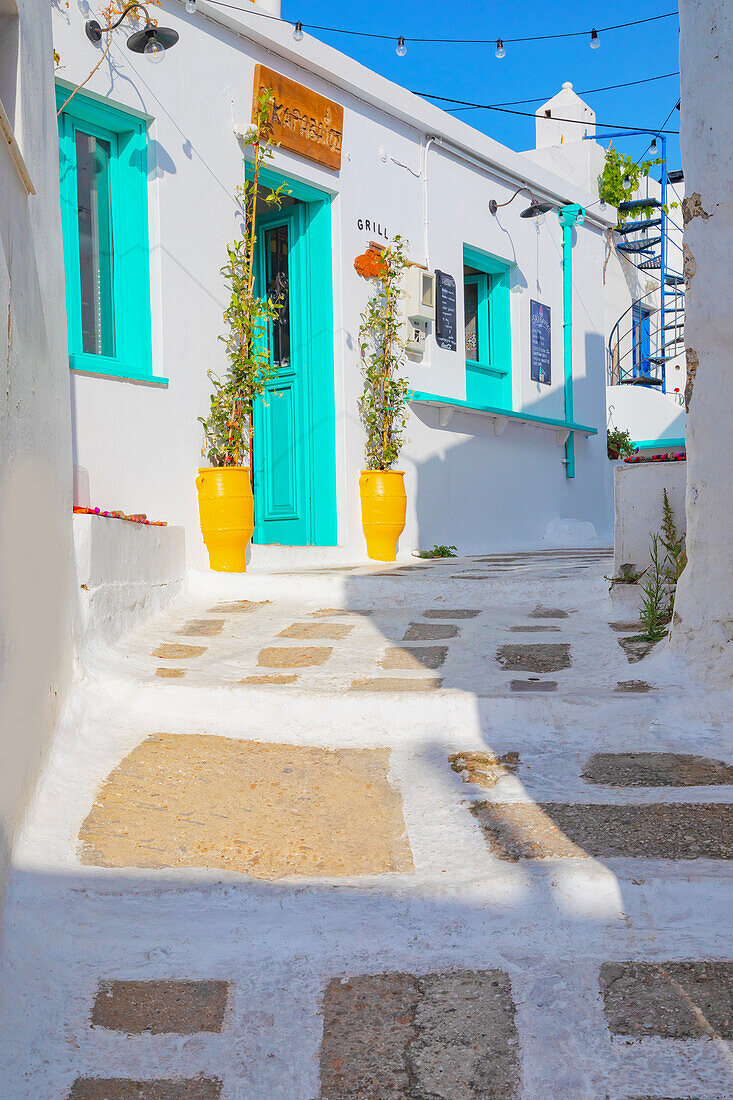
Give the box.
[1,552,732,1098]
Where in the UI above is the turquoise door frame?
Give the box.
[251,166,337,546]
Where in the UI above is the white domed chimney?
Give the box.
[535,82,596,148]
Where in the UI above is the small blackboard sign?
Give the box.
[530,299,551,385]
[435,270,457,351]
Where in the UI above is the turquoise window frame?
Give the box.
[462,245,512,411]
[55,82,163,384]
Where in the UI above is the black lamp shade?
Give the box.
[520,200,553,218]
[127,22,179,53]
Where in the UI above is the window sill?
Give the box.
[70,355,168,386]
[410,390,598,440]
[465,359,509,378]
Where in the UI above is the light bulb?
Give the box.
[185,0,196,12]
[144,36,165,63]
[622,175,632,191]
[495,38,506,59]
[396,36,406,57]
[650,138,658,153]
[590,28,600,49]
[293,21,303,42]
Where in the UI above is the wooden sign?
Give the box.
[435,270,457,351]
[252,64,343,171]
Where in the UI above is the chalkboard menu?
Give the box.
[435,270,457,352]
[530,299,551,385]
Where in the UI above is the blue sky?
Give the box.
[279,0,681,169]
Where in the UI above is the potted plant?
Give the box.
[357,235,410,561]
[607,426,636,461]
[197,88,284,572]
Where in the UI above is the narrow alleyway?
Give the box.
[1,551,732,1099]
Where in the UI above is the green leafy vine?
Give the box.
[199,88,287,467]
[599,143,663,224]
[358,236,411,471]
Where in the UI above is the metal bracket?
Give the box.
[492,416,509,436]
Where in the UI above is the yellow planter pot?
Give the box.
[359,469,406,561]
[196,466,254,572]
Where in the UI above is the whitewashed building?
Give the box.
[526,82,687,454]
[52,0,618,567]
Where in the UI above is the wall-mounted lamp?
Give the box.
[85,2,179,64]
[489,186,553,219]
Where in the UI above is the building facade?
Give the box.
[53,0,617,567]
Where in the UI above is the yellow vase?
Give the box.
[359,469,406,561]
[196,466,254,572]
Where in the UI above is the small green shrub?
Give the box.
[419,545,457,559]
[638,534,670,641]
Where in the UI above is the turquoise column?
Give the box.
[557,204,585,479]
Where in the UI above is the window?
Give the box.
[56,84,160,382]
[462,246,512,410]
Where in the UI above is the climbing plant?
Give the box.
[607,427,636,460]
[599,143,663,224]
[358,236,411,471]
[199,88,286,468]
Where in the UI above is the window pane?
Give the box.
[75,129,114,356]
[464,280,479,361]
[265,224,290,368]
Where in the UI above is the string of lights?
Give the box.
[195,0,677,57]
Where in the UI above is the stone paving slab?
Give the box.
[90,979,228,1034]
[207,601,268,613]
[403,622,459,641]
[619,636,657,663]
[319,969,520,1099]
[600,961,733,1039]
[240,673,299,685]
[470,803,733,861]
[155,668,186,679]
[496,644,572,673]
[68,1078,222,1099]
[79,736,413,879]
[583,753,733,788]
[257,646,332,668]
[508,625,561,633]
[616,680,653,693]
[449,751,520,789]
[349,677,442,691]
[530,606,569,619]
[176,619,225,637]
[153,644,207,660]
[381,646,448,670]
[278,622,354,640]
[422,609,481,619]
[510,679,557,692]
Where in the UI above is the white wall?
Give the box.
[53,0,616,564]
[614,461,686,577]
[671,0,733,680]
[0,0,75,898]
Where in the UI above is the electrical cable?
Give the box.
[411,95,680,134]
[200,0,677,47]
[432,71,680,112]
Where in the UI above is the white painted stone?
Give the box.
[614,461,687,577]
[0,0,75,901]
[671,0,733,680]
[74,514,186,651]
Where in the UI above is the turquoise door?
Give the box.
[253,205,311,545]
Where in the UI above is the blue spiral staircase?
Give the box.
[606,160,685,395]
